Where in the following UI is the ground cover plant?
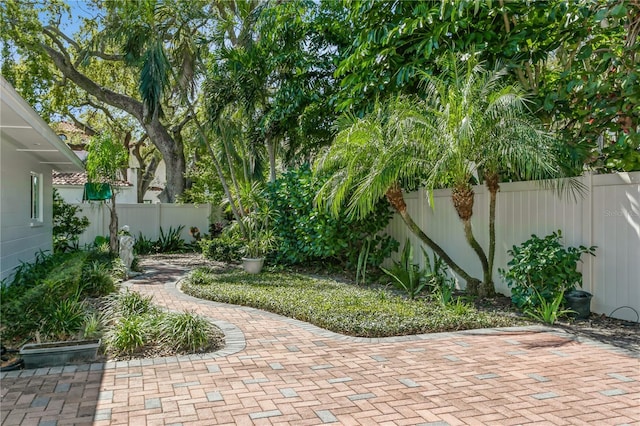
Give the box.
[182,269,521,338]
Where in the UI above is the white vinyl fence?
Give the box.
[385,172,640,322]
[74,203,212,248]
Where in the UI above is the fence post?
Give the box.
[155,203,161,240]
[581,172,594,294]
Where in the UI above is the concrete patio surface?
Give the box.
[1,260,638,425]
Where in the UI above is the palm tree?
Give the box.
[419,54,575,297]
[315,97,481,289]
[317,55,575,297]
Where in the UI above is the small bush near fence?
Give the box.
[500,230,596,311]
[133,226,198,255]
[53,189,90,253]
[199,234,244,262]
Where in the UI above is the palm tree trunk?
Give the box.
[462,219,491,297]
[385,185,480,290]
[452,185,491,297]
[221,133,246,216]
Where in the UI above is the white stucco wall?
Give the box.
[143,160,165,204]
[1,138,55,281]
[54,184,138,204]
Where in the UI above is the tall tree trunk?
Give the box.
[137,156,159,203]
[108,189,119,255]
[485,172,500,298]
[462,219,491,297]
[267,138,277,183]
[145,119,185,203]
[221,134,246,215]
[175,93,247,236]
[452,185,491,297]
[384,184,481,291]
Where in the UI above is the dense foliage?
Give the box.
[500,231,596,310]
[53,189,90,253]
[133,226,196,255]
[0,250,122,344]
[336,0,639,172]
[266,166,398,267]
[183,269,519,338]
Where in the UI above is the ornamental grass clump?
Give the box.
[101,290,224,358]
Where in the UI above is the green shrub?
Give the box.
[81,313,103,339]
[81,261,117,297]
[381,239,428,299]
[133,226,195,255]
[133,232,156,255]
[266,165,398,268]
[500,230,596,310]
[103,290,156,319]
[199,234,244,262]
[524,290,575,325]
[53,189,90,253]
[158,311,216,352]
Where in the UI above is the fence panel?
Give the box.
[75,203,211,248]
[385,172,640,322]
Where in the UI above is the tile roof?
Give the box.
[52,172,132,187]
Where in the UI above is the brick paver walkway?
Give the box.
[1,260,639,425]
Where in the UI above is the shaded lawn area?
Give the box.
[182,269,523,338]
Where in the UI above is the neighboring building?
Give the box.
[52,171,137,204]
[0,77,85,281]
[53,121,165,204]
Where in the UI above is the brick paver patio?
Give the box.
[1,261,638,425]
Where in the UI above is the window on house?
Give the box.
[30,172,42,222]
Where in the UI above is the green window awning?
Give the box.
[83,183,112,201]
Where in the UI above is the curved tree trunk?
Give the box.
[485,172,500,297]
[145,119,185,203]
[452,185,491,297]
[462,219,491,297]
[385,184,480,290]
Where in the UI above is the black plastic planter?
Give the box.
[565,290,593,319]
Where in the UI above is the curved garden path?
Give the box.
[1,259,638,425]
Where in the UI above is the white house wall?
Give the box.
[1,138,54,281]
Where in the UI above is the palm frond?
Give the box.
[139,41,170,120]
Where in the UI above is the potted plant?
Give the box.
[241,207,277,274]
